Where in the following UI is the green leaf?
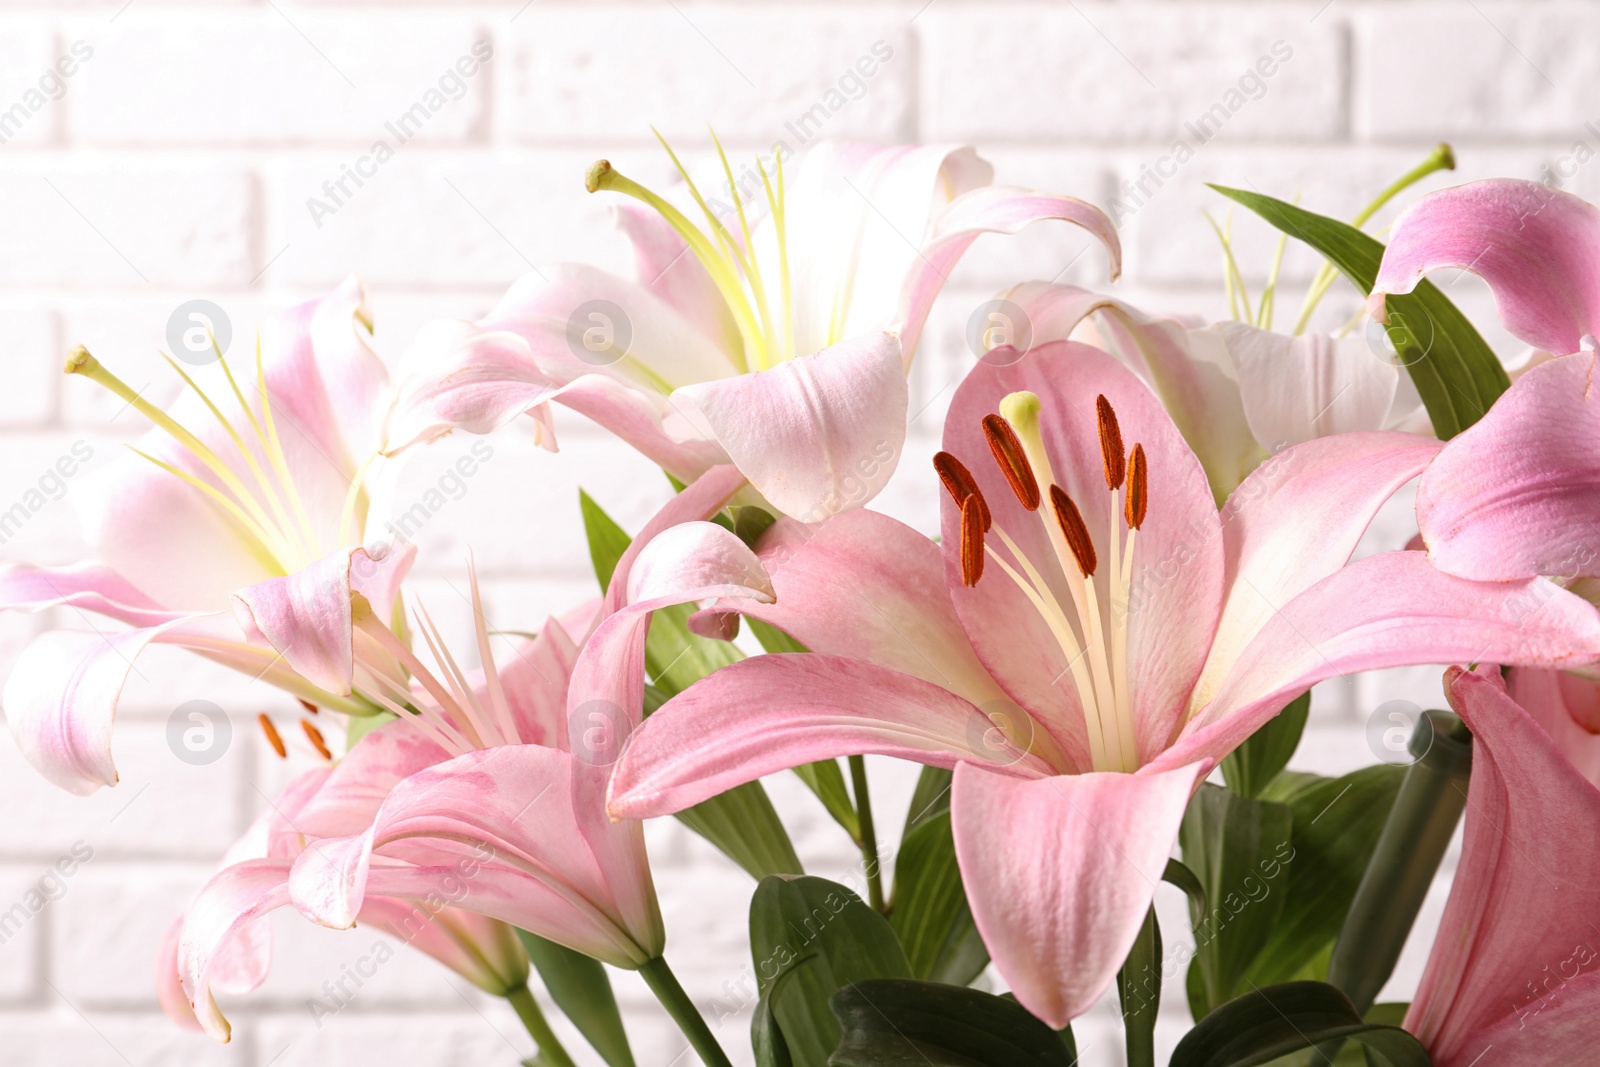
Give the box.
[1246,765,1405,987]
[750,876,912,1067]
[1170,982,1431,1067]
[1179,785,1295,1018]
[903,766,954,835]
[753,977,796,1067]
[516,930,635,1067]
[889,811,989,986]
[749,620,861,841]
[828,979,1076,1067]
[1119,907,1162,1065]
[580,489,802,878]
[1208,184,1509,439]
[1221,692,1310,799]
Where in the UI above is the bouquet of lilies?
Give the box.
[8,137,1600,1066]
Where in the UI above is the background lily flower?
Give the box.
[992,281,1423,501]
[161,756,529,1042]
[605,339,1600,1027]
[0,278,404,795]
[1403,666,1600,1066]
[384,139,1120,521]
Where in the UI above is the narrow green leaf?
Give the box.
[829,980,1076,1067]
[1208,184,1509,438]
[753,976,796,1067]
[903,766,954,835]
[1222,692,1310,799]
[516,930,636,1067]
[1170,982,1430,1067]
[580,490,801,878]
[751,876,912,1067]
[1245,765,1405,987]
[889,811,989,986]
[1179,785,1295,1018]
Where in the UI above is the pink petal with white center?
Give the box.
[611,200,743,358]
[897,185,1121,362]
[1416,351,1600,582]
[1404,666,1600,1065]
[1189,432,1444,715]
[669,332,905,521]
[1155,552,1600,772]
[950,759,1209,1028]
[942,341,1224,765]
[607,654,1052,822]
[1372,179,1600,356]
[292,720,451,839]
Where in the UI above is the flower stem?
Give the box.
[506,985,578,1067]
[1117,906,1161,1067]
[639,956,734,1067]
[849,755,885,911]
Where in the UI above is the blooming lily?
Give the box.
[605,339,1600,1027]
[0,278,404,794]
[1402,666,1600,1066]
[991,281,1422,501]
[385,139,1119,521]
[158,755,529,1042]
[181,471,769,1041]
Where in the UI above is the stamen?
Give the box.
[933,451,991,531]
[982,414,1040,510]
[258,714,286,758]
[1096,395,1126,490]
[1125,444,1148,529]
[959,495,986,587]
[1050,485,1097,578]
[299,698,319,716]
[301,720,332,761]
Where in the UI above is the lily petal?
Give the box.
[669,332,905,521]
[607,654,1052,822]
[1156,552,1600,771]
[178,859,294,1042]
[950,759,1208,1028]
[0,561,185,628]
[1416,351,1600,581]
[1505,667,1600,790]
[1372,178,1600,356]
[1405,666,1600,1065]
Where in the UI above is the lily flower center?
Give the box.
[64,344,376,578]
[586,131,799,373]
[348,559,523,758]
[936,390,1149,774]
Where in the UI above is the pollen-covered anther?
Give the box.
[1125,444,1148,530]
[959,494,986,587]
[1050,485,1097,578]
[258,714,287,759]
[982,413,1041,511]
[302,720,332,761]
[298,698,319,716]
[933,451,991,531]
[1096,395,1126,490]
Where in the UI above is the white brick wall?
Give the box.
[0,2,1569,1063]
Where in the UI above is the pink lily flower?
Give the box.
[605,339,1600,1027]
[158,758,529,1042]
[992,282,1423,501]
[0,277,406,794]
[178,472,769,1039]
[385,140,1119,521]
[1403,665,1600,1065]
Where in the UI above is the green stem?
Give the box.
[1117,906,1161,1067]
[849,755,885,911]
[507,985,578,1067]
[639,956,735,1067]
[1293,142,1456,334]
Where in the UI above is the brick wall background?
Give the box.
[0,2,1582,1064]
